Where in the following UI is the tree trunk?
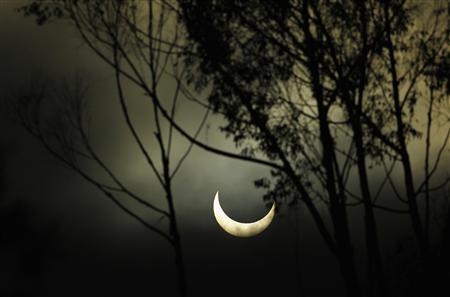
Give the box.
[166,184,188,297]
[352,3,388,295]
[301,2,362,295]
[383,1,426,254]
[353,115,388,297]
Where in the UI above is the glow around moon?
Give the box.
[213,191,275,237]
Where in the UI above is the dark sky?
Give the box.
[0,1,448,297]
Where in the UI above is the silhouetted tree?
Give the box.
[174,1,449,296]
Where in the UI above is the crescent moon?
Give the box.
[213,191,275,237]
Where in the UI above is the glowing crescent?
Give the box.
[213,191,275,237]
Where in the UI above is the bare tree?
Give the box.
[13,1,210,296]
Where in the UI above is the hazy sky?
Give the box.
[0,1,448,297]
